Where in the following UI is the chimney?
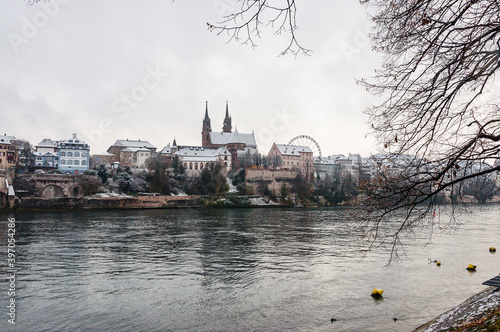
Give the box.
[73,133,77,138]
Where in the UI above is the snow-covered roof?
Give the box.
[209,131,257,147]
[275,144,313,156]
[226,129,247,144]
[175,146,230,161]
[36,139,58,148]
[112,139,156,150]
[160,145,172,154]
[122,147,152,153]
[35,152,58,157]
[92,152,116,157]
[0,135,17,145]
[59,134,89,147]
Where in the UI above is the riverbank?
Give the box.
[0,194,309,211]
[414,287,500,331]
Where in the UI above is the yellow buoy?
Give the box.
[466,264,476,271]
[436,262,441,266]
[489,247,496,252]
[371,289,384,298]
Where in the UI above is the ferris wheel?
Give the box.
[288,135,322,158]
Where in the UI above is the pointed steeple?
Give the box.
[202,101,212,147]
[172,137,177,147]
[223,100,232,133]
[204,101,210,120]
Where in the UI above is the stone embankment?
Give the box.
[414,287,500,331]
[2,194,300,211]
[6,195,203,211]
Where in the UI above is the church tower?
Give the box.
[202,101,212,147]
[222,101,232,133]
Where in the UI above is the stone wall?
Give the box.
[10,195,202,210]
[245,169,297,195]
[14,174,82,198]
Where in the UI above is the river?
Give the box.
[1,205,499,331]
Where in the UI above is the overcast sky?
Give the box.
[1,0,382,157]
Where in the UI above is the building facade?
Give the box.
[58,133,90,174]
[107,139,157,169]
[0,135,17,172]
[268,143,314,180]
[160,140,232,176]
[201,101,257,168]
[34,139,59,169]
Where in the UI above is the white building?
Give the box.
[34,139,59,169]
[58,133,90,174]
[161,143,232,176]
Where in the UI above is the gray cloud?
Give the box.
[1,0,381,157]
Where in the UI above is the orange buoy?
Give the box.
[466,264,476,271]
[489,247,496,252]
[371,289,384,298]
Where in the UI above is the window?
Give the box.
[200,163,204,169]
[61,160,66,165]
[67,152,73,157]
[189,163,193,170]
[74,160,80,165]
[195,163,198,170]
[82,160,87,165]
[60,152,66,157]
[184,163,187,168]
[82,153,86,157]
[67,160,73,165]
[37,156,42,160]
[224,156,227,160]
[74,152,80,157]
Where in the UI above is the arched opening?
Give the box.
[194,163,198,170]
[41,185,65,198]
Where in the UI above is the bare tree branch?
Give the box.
[207,0,311,57]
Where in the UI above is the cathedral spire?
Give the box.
[223,100,232,133]
[204,101,210,120]
[202,101,212,147]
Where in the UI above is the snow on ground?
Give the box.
[227,181,238,194]
[88,192,133,198]
[416,287,500,331]
[249,197,280,206]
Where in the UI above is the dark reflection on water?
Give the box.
[1,206,499,331]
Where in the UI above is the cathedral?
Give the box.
[202,101,258,168]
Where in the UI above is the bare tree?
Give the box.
[269,155,282,169]
[207,0,311,57]
[354,0,500,256]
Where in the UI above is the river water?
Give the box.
[1,205,499,331]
